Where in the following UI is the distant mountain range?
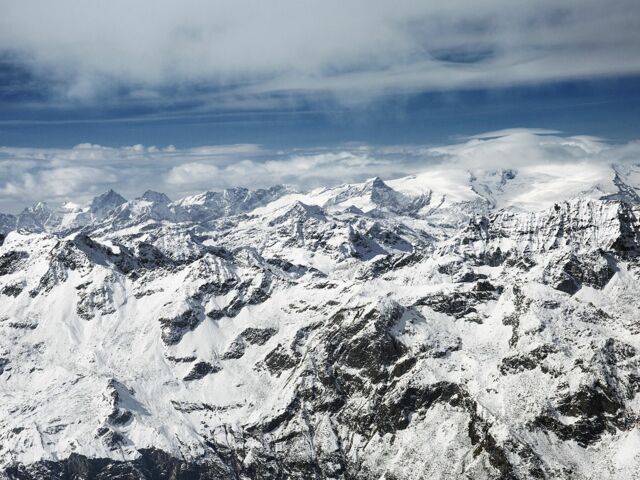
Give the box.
[1,162,640,479]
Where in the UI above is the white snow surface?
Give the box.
[0,161,639,479]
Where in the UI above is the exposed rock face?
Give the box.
[1,165,640,479]
[222,327,278,360]
[183,361,221,381]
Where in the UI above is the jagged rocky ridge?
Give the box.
[1,163,640,479]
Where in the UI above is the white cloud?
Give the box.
[166,162,220,186]
[0,0,638,105]
[0,129,638,213]
[467,129,562,140]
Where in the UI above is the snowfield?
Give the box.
[0,160,640,479]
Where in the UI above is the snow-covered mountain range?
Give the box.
[1,161,640,479]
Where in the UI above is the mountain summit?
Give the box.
[90,189,127,217]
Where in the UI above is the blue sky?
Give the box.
[1,74,639,148]
[0,0,639,211]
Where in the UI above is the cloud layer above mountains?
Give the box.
[1,0,639,107]
[0,129,638,213]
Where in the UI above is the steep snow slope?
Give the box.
[0,162,639,479]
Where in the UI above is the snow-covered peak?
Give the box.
[385,162,639,213]
[138,190,171,204]
[267,200,327,226]
[311,175,429,216]
[90,189,127,217]
[15,201,56,231]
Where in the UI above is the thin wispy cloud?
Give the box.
[0,130,638,213]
